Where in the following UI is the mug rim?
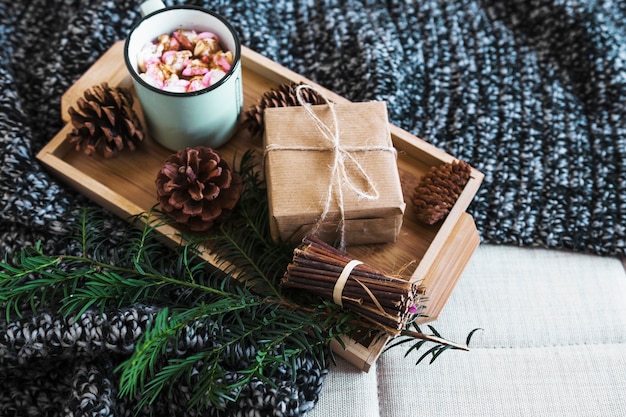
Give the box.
[124,5,241,97]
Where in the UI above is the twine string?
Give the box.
[333,259,363,306]
[332,259,389,316]
[264,83,396,249]
[351,276,388,316]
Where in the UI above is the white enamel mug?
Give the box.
[124,0,243,151]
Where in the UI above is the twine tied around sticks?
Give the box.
[333,259,363,306]
[264,84,397,249]
[281,236,424,336]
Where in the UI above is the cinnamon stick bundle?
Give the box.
[281,236,425,336]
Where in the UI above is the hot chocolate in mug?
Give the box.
[124,0,243,150]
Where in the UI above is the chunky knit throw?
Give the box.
[1,0,625,416]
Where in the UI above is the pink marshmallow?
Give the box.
[197,31,218,40]
[182,65,209,77]
[164,76,191,93]
[214,54,232,72]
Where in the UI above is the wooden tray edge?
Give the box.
[36,40,484,372]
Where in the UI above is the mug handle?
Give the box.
[140,0,166,17]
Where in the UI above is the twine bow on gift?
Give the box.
[264,84,397,249]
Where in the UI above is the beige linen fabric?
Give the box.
[309,245,626,417]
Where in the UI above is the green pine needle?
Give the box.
[0,149,475,414]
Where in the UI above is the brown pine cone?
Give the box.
[411,160,472,225]
[155,147,243,232]
[65,82,144,158]
[242,82,327,136]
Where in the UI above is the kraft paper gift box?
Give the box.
[263,100,406,247]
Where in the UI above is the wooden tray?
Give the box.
[37,41,483,371]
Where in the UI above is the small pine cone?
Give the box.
[242,82,327,136]
[411,160,472,225]
[65,82,144,158]
[156,147,243,232]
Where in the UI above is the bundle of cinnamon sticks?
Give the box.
[281,236,425,336]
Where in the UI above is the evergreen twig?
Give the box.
[0,149,476,413]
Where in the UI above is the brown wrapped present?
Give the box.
[263,94,405,248]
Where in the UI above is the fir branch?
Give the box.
[1,207,253,325]
[119,301,333,412]
[203,150,293,297]
[0,149,477,414]
[384,322,482,364]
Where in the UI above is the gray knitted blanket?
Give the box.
[1,0,625,416]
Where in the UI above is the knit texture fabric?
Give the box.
[1,0,625,416]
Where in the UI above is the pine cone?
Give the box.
[156,147,243,232]
[65,82,144,158]
[411,160,472,225]
[242,82,327,136]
